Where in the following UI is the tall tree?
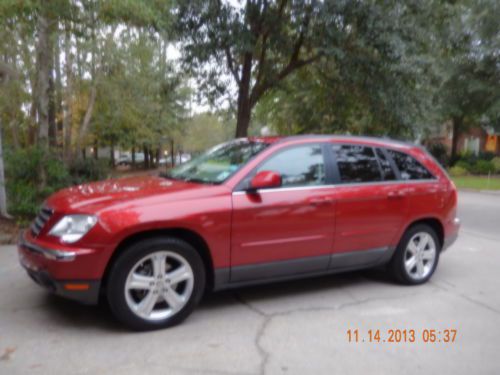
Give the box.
[254,0,443,138]
[437,0,500,160]
[0,62,17,218]
[35,4,55,151]
[177,0,328,137]
[177,0,449,138]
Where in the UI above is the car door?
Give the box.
[230,143,336,282]
[329,144,409,269]
[385,148,444,222]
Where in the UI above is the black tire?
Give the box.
[389,224,441,285]
[107,237,206,331]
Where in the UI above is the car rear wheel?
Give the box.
[107,237,206,330]
[390,224,440,285]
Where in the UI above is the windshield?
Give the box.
[163,139,270,184]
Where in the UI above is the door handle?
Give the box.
[387,191,406,199]
[308,197,334,206]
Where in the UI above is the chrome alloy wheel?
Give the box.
[124,251,194,321]
[404,232,437,281]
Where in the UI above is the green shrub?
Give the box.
[456,151,477,164]
[456,151,495,165]
[478,151,495,161]
[449,166,468,177]
[455,160,472,172]
[68,158,110,185]
[5,148,71,218]
[492,157,500,173]
[4,148,111,219]
[470,160,495,175]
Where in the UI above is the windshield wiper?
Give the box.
[159,172,178,180]
[184,177,215,184]
[160,172,215,184]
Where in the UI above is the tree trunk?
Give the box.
[93,139,98,160]
[235,100,252,138]
[10,120,19,150]
[131,146,136,167]
[235,53,253,138]
[48,63,57,148]
[149,149,155,168]
[35,11,52,151]
[54,30,63,151]
[0,118,11,218]
[63,23,73,162]
[35,9,53,188]
[170,139,175,167]
[451,116,462,162]
[75,10,98,159]
[143,144,149,169]
[110,143,115,168]
[75,86,97,157]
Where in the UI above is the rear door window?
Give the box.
[375,148,396,181]
[332,144,382,183]
[386,149,434,180]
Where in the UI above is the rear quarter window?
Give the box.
[386,149,435,180]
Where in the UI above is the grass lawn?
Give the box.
[452,175,500,191]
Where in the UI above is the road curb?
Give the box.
[458,188,500,195]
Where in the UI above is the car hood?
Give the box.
[46,175,218,212]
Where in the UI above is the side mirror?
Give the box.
[249,170,282,191]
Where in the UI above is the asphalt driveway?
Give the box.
[0,191,499,375]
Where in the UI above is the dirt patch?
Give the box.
[0,217,20,245]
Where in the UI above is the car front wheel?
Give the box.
[107,237,206,330]
[390,224,440,285]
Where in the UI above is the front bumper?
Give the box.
[18,231,101,304]
[19,231,77,261]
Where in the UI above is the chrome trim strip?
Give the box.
[232,179,439,195]
[19,232,76,262]
[34,216,44,227]
[241,234,326,248]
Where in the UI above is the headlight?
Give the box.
[49,215,97,243]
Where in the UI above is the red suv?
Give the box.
[18,136,460,330]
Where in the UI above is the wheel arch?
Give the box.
[101,228,215,294]
[403,217,444,249]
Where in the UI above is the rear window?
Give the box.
[332,144,382,183]
[386,149,434,180]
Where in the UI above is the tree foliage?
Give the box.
[255,0,443,138]
[0,0,499,218]
[0,0,188,217]
[176,0,331,137]
[176,0,446,137]
[435,0,500,159]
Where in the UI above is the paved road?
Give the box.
[0,191,499,375]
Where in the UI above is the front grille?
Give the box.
[30,206,54,237]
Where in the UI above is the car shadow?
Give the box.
[42,294,125,332]
[40,267,394,332]
[200,267,394,310]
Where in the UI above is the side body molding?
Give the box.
[213,246,395,291]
